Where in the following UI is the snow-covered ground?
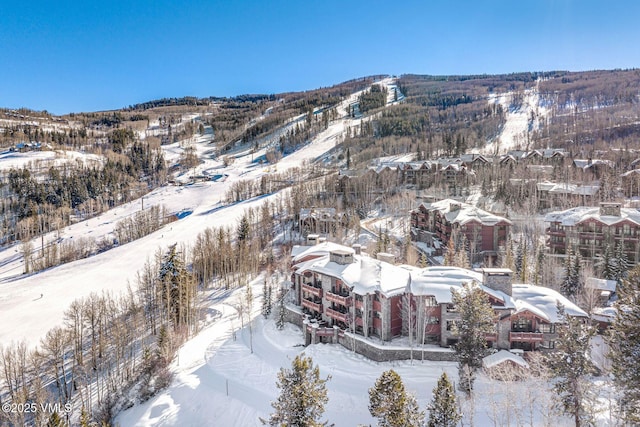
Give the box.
[0,149,103,172]
[0,77,396,348]
[483,79,549,155]
[117,285,576,426]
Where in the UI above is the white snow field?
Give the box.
[483,79,549,155]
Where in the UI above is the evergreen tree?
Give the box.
[237,215,250,243]
[262,279,270,318]
[613,242,630,283]
[514,240,524,279]
[598,243,615,281]
[46,412,68,427]
[346,148,351,169]
[277,290,286,330]
[159,244,194,328]
[608,265,640,424]
[268,354,330,427]
[534,244,545,286]
[561,249,582,301]
[368,370,424,427]
[266,282,273,316]
[427,372,461,427]
[549,303,597,427]
[451,281,495,395]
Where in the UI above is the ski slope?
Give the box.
[483,79,549,155]
[0,77,396,348]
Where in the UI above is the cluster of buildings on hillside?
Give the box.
[336,148,640,200]
[289,161,636,361]
[288,240,587,359]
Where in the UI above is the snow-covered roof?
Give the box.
[573,159,614,170]
[483,350,529,369]
[291,241,354,263]
[591,306,617,323]
[585,277,617,293]
[544,206,640,226]
[536,181,600,196]
[406,266,515,308]
[621,168,640,178]
[408,266,483,303]
[416,199,511,226]
[511,284,588,323]
[296,251,410,298]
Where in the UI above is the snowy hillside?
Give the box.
[0,78,395,348]
[483,79,549,155]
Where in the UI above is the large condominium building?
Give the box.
[289,242,586,354]
[545,202,640,262]
[410,199,511,263]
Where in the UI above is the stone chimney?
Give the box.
[376,252,396,264]
[449,202,461,212]
[599,202,621,217]
[330,249,354,265]
[352,244,362,255]
[307,234,320,245]
[481,268,512,296]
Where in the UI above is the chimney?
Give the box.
[450,202,461,212]
[307,234,319,245]
[352,244,362,255]
[599,202,621,217]
[330,250,354,265]
[376,252,396,264]
[481,268,512,296]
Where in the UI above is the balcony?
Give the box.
[302,282,323,298]
[510,331,543,342]
[546,227,565,236]
[614,234,638,241]
[302,299,322,313]
[326,290,352,306]
[578,232,604,240]
[326,307,349,323]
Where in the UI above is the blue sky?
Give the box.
[2,0,640,115]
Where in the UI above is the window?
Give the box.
[539,323,555,334]
[512,318,532,332]
[541,340,555,349]
[374,311,381,319]
[446,320,459,331]
[428,316,440,325]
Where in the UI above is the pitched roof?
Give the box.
[417,199,512,226]
[483,350,529,369]
[544,206,640,226]
[511,284,588,323]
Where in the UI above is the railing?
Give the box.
[302,282,323,298]
[302,299,322,312]
[326,290,352,306]
[326,307,349,323]
[510,331,543,342]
